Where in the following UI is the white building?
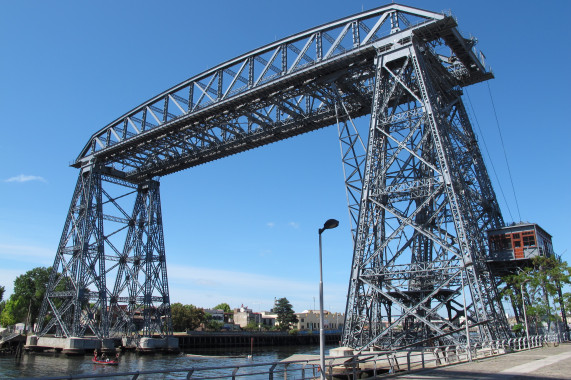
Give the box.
[294,310,344,332]
[260,311,277,328]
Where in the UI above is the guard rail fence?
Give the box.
[21,332,569,380]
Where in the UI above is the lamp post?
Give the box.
[460,268,472,361]
[318,218,339,380]
[520,280,530,348]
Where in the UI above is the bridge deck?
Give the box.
[393,343,571,379]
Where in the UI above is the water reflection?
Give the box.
[0,345,331,379]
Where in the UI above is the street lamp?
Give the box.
[520,280,530,348]
[460,267,472,362]
[318,218,339,380]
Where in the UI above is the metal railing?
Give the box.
[0,332,20,344]
[21,332,568,380]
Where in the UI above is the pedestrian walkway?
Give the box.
[391,343,571,379]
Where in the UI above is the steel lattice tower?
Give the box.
[340,39,510,349]
[36,164,172,339]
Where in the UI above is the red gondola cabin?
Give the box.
[487,223,553,261]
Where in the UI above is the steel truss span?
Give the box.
[37,3,510,348]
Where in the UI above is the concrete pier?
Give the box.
[134,337,179,354]
[25,336,116,355]
[25,335,180,355]
[25,335,183,355]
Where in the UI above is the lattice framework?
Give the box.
[35,4,508,346]
[340,36,508,349]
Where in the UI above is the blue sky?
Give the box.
[1,1,570,314]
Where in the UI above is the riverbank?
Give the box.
[177,331,341,349]
[1,344,332,378]
[22,331,341,355]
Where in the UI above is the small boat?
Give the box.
[92,357,119,365]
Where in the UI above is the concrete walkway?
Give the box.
[390,343,571,379]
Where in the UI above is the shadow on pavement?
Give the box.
[388,369,567,380]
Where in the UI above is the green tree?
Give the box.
[0,267,51,330]
[273,297,298,330]
[170,303,206,332]
[213,303,232,313]
[503,256,571,333]
[205,315,223,331]
[0,298,20,326]
[0,285,5,317]
[243,320,261,331]
[511,323,524,336]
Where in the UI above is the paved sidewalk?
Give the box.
[390,343,571,379]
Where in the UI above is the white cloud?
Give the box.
[288,222,300,229]
[167,265,347,312]
[4,174,47,183]
[0,268,29,298]
[168,265,310,292]
[0,244,54,264]
[267,222,275,228]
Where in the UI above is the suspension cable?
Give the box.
[464,89,514,223]
[486,81,522,222]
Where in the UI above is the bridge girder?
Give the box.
[74,4,488,184]
[37,4,507,348]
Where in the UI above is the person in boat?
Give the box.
[93,350,99,361]
[101,353,108,362]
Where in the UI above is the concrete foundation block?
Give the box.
[137,337,180,353]
[330,346,354,357]
[25,336,116,355]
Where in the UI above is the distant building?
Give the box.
[233,305,261,328]
[223,323,241,331]
[294,310,344,332]
[203,309,225,323]
[260,311,277,328]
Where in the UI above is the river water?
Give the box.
[0,345,335,379]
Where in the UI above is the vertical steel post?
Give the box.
[319,231,326,380]
[461,269,472,361]
[521,281,530,348]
